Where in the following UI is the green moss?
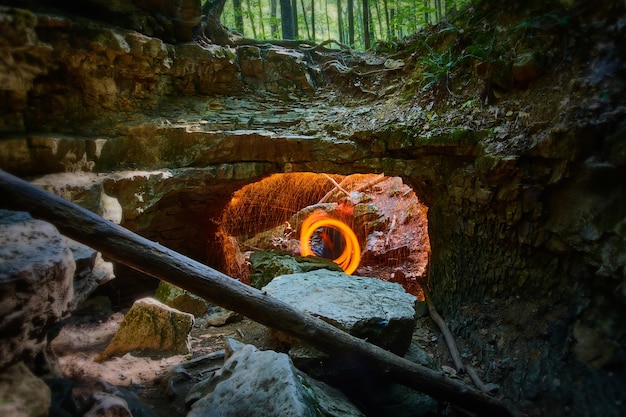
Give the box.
[8,8,37,28]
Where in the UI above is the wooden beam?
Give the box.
[0,169,521,417]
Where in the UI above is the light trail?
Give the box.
[299,211,361,275]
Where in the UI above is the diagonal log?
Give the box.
[0,169,520,417]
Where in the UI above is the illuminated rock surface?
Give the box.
[263,270,417,355]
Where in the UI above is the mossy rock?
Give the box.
[248,251,342,289]
[154,281,209,317]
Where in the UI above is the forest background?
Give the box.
[213,0,468,49]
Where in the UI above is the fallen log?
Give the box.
[0,169,520,417]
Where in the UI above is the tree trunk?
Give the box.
[271,0,279,37]
[325,0,331,39]
[383,0,391,39]
[310,0,316,40]
[347,0,355,46]
[300,0,310,38]
[291,0,299,37]
[280,0,295,39]
[233,0,244,34]
[337,0,344,43]
[0,169,520,417]
[200,0,233,45]
[245,0,257,38]
[257,0,266,38]
[362,0,370,49]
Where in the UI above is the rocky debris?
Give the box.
[83,380,160,417]
[0,362,51,417]
[99,298,194,360]
[263,270,417,355]
[0,210,74,370]
[185,340,365,417]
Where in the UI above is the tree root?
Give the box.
[422,283,493,393]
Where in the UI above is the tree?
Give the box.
[200,0,234,45]
[270,0,279,38]
[233,0,244,34]
[362,0,370,49]
[245,0,257,37]
[310,0,316,40]
[348,0,355,46]
[292,0,299,38]
[337,0,344,43]
[280,0,295,39]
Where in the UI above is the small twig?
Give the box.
[318,176,351,204]
[352,173,386,193]
[322,174,351,199]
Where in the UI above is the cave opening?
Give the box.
[217,172,431,298]
[91,172,431,307]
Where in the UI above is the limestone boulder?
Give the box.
[99,297,194,359]
[0,210,74,371]
[155,281,209,317]
[186,341,365,417]
[262,270,417,355]
[0,362,51,417]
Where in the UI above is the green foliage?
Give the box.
[212,0,475,50]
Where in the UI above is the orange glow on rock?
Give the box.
[299,211,361,275]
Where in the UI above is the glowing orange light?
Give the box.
[300,211,361,275]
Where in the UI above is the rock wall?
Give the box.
[0,5,318,136]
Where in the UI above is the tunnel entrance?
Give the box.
[91,172,430,307]
[217,173,430,298]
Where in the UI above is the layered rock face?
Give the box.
[0,1,625,416]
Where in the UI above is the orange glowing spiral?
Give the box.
[299,212,361,275]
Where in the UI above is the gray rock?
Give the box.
[0,362,51,417]
[99,298,194,359]
[65,238,115,309]
[263,270,417,355]
[186,341,364,417]
[0,210,74,370]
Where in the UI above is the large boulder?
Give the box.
[99,297,194,359]
[186,341,365,417]
[262,270,417,355]
[0,210,74,371]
